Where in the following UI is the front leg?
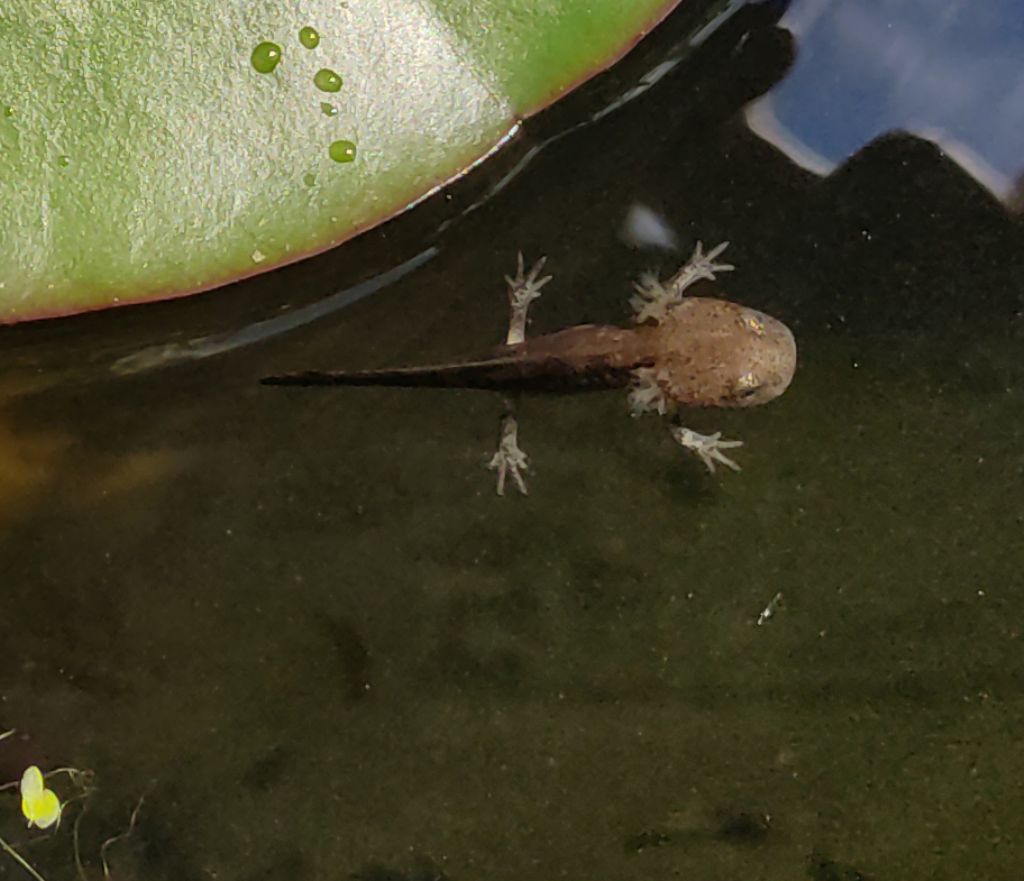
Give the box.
[669,424,743,474]
[485,254,551,495]
[664,240,734,296]
[630,240,734,324]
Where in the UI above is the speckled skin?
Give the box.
[261,296,797,411]
[631,296,797,408]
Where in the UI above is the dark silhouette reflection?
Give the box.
[739,126,1024,360]
[627,3,1024,391]
[1008,171,1024,215]
[750,0,1024,198]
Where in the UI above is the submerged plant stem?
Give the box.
[0,836,48,881]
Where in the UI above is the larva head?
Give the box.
[652,297,797,408]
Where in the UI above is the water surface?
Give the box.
[1,2,1023,879]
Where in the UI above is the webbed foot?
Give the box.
[670,426,743,473]
[487,411,529,495]
[504,253,552,345]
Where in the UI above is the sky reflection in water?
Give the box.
[747,0,1024,199]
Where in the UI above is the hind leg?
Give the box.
[503,252,551,344]
[485,254,551,495]
[487,399,529,495]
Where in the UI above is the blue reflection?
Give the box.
[747,0,1024,197]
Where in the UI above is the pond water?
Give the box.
[2,1,1023,879]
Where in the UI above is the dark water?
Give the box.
[2,2,1023,879]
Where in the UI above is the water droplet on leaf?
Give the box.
[303,173,316,187]
[251,42,283,74]
[314,68,343,93]
[299,27,320,49]
[57,154,70,167]
[329,139,356,163]
[320,102,338,117]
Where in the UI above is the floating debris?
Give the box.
[757,591,784,626]
[19,766,61,829]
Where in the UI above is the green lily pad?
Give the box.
[0,0,681,323]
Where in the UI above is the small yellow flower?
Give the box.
[19,766,61,830]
